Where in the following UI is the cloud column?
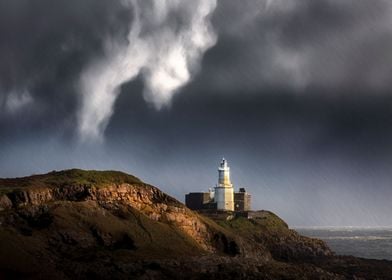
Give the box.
[78,0,217,141]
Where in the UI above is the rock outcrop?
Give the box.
[0,169,391,280]
[0,174,267,259]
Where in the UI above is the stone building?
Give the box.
[185,158,251,212]
[234,188,251,211]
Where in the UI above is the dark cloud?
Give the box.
[204,0,392,92]
[1,0,392,226]
[0,0,132,132]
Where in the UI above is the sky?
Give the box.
[1,0,392,227]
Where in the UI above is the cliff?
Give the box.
[0,169,391,279]
[215,211,333,261]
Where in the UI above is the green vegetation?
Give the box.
[217,211,289,237]
[0,187,20,196]
[0,169,142,192]
[43,169,142,187]
[197,213,237,239]
[217,217,256,233]
[0,169,202,261]
[49,201,203,259]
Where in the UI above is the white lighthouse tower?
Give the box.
[214,158,234,211]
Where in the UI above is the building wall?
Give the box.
[185,192,216,210]
[218,159,232,188]
[245,194,251,211]
[215,187,234,211]
[185,193,208,210]
[234,192,251,211]
[186,191,251,212]
[218,168,231,187]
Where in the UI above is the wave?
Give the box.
[321,236,392,241]
[294,226,392,231]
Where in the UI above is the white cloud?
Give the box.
[4,89,33,113]
[78,0,217,141]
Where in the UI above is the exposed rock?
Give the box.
[0,178,264,258]
[0,195,12,210]
[0,169,390,280]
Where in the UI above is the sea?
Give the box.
[295,227,392,261]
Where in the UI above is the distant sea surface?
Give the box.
[295,227,392,260]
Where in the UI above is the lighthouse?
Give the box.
[214,158,234,211]
[185,157,251,212]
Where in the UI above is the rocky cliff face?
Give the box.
[2,183,220,252]
[0,170,269,270]
[211,211,333,261]
[0,169,391,280]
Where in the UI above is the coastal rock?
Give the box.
[0,169,390,280]
[0,170,269,259]
[0,195,12,210]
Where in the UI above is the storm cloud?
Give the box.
[1,0,392,226]
[206,0,392,93]
[78,0,217,140]
[0,0,132,136]
[2,0,392,137]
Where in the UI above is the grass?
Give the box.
[218,212,288,232]
[0,187,21,196]
[0,169,203,258]
[0,169,143,193]
[214,211,292,244]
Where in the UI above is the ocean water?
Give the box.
[295,227,392,260]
